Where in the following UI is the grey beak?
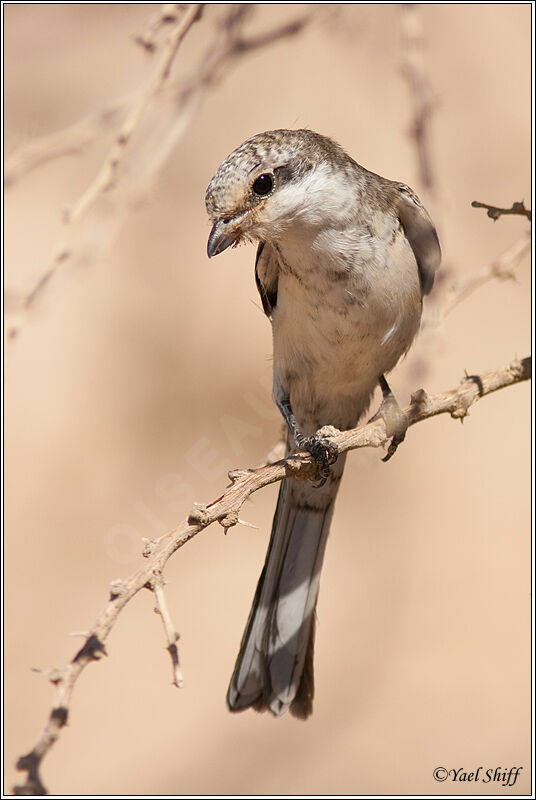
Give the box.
[207,219,237,258]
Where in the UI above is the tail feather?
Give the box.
[227,465,342,718]
[290,610,316,719]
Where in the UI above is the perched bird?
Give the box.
[205,129,440,719]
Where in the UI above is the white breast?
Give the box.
[270,214,422,432]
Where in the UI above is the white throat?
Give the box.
[255,162,358,242]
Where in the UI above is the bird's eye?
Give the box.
[252,173,274,196]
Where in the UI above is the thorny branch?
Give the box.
[14,356,531,795]
[6,4,313,339]
[472,200,532,223]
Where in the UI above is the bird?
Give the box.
[205,128,440,719]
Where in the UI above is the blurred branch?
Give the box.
[133,2,190,52]
[440,232,530,319]
[14,355,531,795]
[400,3,436,192]
[422,197,531,332]
[7,3,204,339]
[421,229,531,331]
[6,4,313,340]
[65,3,204,226]
[4,100,131,187]
[4,5,192,187]
[472,200,532,222]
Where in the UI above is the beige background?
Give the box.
[5,4,531,796]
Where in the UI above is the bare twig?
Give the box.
[151,572,184,688]
[428,232,531,328]
[472,200,532,223]
[6,5,314,340]
[422,193,531,333]
[4,5,191,187]
[66,4,204,226]
[400,3,436,192]
[15,635,107,796]
[7,4,204,339]
[133,3,187,52]
[14,356,531,795]
[4,100,130,187]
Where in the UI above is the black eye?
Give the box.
[252,173,274,196]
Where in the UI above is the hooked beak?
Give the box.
[207,220,236,258]
[206,211,249,258]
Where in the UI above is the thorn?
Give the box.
[237,518,258,529]
[31,667,63,685]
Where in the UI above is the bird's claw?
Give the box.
[369,386,408,462]
[295,434,339,488]
[381,429,406,462]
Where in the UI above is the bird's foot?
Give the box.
[295,433,339,488]
[369,376,408,462]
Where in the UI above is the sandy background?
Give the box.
[4,4,531,796]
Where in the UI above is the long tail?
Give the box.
[227,456,346,719]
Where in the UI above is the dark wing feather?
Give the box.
[255,242,279,318]
[396,183,441,296]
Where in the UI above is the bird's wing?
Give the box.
[255,242,280,318]
[396,183,441,296]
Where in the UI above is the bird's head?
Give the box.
[205,129,356,257]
